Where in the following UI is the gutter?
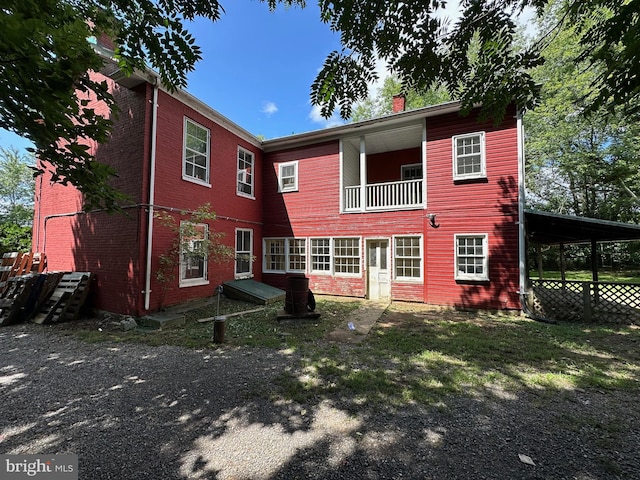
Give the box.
[144,83,159,311]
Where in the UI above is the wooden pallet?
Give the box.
[0,252,46,296]
[0,275,37,326]
[32,272,93,324]
[0,252,22,294]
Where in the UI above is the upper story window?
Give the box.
[455,234,489,281]
[278,161,298,192]
[452,132,485,181]
[401,163,423,181]
[183,118,210,185]
[237,147,254,198]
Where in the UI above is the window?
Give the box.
[394,236,422,280]
[334,238,360,275]
[235,229,253,279]
[453,132,485,180]
[401,164,423,181]
[310,238,331,273]
[180,223,208,286]
[278,161,298,192]
[455,234,489,281]
[264,239,285,272]
[237,148,254,197]
[183,118,210,184]
[288,238,306,272]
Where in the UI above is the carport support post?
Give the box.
[591,239,600,304]
[582,282,593,322]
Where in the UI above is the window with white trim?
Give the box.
[237,148,254,197]
[401,163,423,181]
[455,234,489,281]
[334,238,360,275]
[180,222,208,286]
[394,236,422,280]
[183,118,210,184]
[278,161,298,192]
[310,238,331,273]
[288,238,306,272]
[235,228,253,279]
[453,132,485,180]
[264,238,286,272]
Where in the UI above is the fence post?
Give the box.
[582,282,592,322]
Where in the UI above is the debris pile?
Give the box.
[0,252,93,327]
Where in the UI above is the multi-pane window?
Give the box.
[394,236,422,280]
[235,229,253,278]
[180,223,208,285]
[237,148,254,197]
[278,161,298,192]
[310,238,331,273]
[288,239,306,272]
[453,132,485,180]
[334,238,360,275]
[401,164,423,181]
[455,234,489,281]
[183,118,210,184]
[264,239,286,272]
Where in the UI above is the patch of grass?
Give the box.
[529,269,640,283]
[62,297,640,407]
[67,297,362,350]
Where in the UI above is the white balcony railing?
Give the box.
[344,179,423,211]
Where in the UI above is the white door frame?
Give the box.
[366,238,391,301]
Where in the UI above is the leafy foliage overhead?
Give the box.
[1,0,638,210]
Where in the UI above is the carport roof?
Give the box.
[525,209,640,245]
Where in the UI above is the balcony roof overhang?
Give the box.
[525,209,640,245]
[261,101,463,153]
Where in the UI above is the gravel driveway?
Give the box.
[1,323,638,479]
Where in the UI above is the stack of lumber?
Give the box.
[0,271,93,327]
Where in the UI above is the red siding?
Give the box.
[262,106,520,310]
[33,72,149,315]
[424,107,520,309]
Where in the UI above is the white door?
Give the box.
[367,240,390,301]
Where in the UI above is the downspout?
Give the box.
[517,109,555,323]
[517,110,527,308]
[144,82,159,311]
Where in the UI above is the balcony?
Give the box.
[344,179,423,212]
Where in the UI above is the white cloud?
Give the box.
[308,104,344,129]
[262,101,278,116]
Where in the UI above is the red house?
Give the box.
[32,50,525,316]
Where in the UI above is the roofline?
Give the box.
[96,45,263,149]
[524,209,640,232]
[261,101,463,152]
[95,44,468,152]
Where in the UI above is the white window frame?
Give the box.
[310,238,332,275]
[263,238,286,273]
[288,238,307,273]
[333,237,361,276]
[393,235,423,281]
[454,233,489,281]
[179,222,209,287]
[237,147,255,199]
[452,132,486,181]
[401,163,423,181]
[183,118,211,186]
[235,228,253,279]
[278,161,299,192]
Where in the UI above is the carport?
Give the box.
[524,209,640,323]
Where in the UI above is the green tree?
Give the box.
[3,0,639,211]
[351,75,451,122]
[0,147,35,226]
[525,1,640,223]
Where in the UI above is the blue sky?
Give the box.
[0,1,532,151]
